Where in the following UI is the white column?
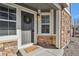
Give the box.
[34,13,37,44]
[16,8,22,49]
[50,9,54,35]
[56,10,61,49]
[37,10,41,35]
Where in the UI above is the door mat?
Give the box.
[24,45,39,53]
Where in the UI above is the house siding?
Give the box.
[61,9,71,48]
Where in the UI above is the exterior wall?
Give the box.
[37,35,56,47]
[0,40,17,56]
[61,9,71,48]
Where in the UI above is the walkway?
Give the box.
[64,37,79,56]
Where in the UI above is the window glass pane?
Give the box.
[9,22,16,35]
[41,25,49,33]
[9,7,16,20]
[0,21,8,36]
[0,4,8,12]
[9,7,16,13]
[41,15,50,33]
[9,13,16,20]
[0,12,8,19]
[41,15,49,23]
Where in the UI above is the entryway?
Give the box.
[21,11,34,45]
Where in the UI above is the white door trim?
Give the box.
[19,5,37,49]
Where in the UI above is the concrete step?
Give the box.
[19,46,64,56]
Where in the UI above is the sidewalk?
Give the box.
[63,37,79,56]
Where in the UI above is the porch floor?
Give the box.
[38,44,57,49]
[18,45,64,56]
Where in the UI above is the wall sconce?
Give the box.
[37,10,41,16]
[37,13,40,16]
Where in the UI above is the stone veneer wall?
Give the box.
[0,40,17,56]
[61,9,71,48]
[37,36,56,47]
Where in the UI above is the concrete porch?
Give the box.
[18,45,64,56]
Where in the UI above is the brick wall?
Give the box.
[0,40,17,56]
[37,36,56,47]
[61,9,71,48]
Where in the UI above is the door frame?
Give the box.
[19,7,37,49]
[21,10,36,48]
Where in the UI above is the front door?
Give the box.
[21,11,34,45]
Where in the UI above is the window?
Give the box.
[9,7,16,20]
[41,15,49,23]
[0,4,16,36]
[0,21,8,36]
[0,4,8,20]
[0,4,8,12]
[9,22,16,35]
[0,12,8,19]
[9,7,16,13]
[41,15,50,33]
[9,13,16,20]
[42,25,49,33]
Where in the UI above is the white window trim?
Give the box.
[38,12,51,35]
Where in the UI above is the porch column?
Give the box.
[34,13,37,44]
[16,8,22,49]
[37,10,41,34]
[50,9,54,34]
[56,10,61,49]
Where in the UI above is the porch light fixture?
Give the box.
[37,13,40,16]
[37,10,41,16]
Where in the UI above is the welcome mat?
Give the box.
[24,45,39,53]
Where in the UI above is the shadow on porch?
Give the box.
[37,43,57,49]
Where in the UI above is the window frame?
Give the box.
[40,12,51,35]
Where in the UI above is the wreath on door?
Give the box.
[24,16,32,24]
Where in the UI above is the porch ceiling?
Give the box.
[17,3,58,12]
